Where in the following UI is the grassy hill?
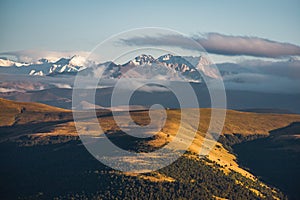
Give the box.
[0,98,71,126]
[1,98,300,199]
[97,109,300,178]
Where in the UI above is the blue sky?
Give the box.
[1,0,300,53]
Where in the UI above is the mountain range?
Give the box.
[0,55,85,76]
[0,54,220,81]
[4,54,295,89]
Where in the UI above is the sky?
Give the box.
[0,0,300,95]
[1,0,300,55]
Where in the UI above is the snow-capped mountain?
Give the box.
[90,54,205,81]
[128,54,156,66]
[0,55,86,76]
[0,58,30,67]
[0,54,220,82]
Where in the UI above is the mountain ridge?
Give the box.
[0,54,214,82]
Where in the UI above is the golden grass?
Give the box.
[0,98,70,126]
[32,122,78,137]
[223,109,300,135]
[196,108,300,135]
[68,108,300,179]
[2,98,300,180]
[124,171,175,182]
[25,107,300,176]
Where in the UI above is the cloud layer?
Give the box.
[122,33,300,58]
[213,58,300,93]
[0,50,90,63]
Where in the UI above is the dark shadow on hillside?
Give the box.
[269,122,300,136]
[233,122,300,200]
[0,110,113,142]
[105,130,168,153]
[0,120,73,141]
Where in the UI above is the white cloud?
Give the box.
[137,84,170,92]
[51,83,72,89]
[218,58,300,80]
[0,50,90,63]
[221,73,300,94]
[0,87,20,93]
[121,33,300,58]
[212,58,300,94]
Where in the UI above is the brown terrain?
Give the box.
[1,97,300,199]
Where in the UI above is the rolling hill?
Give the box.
[0,98,71,127]
[1,98,300,199]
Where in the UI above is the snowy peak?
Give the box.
[37,58,49,64]
[54,57,70,65]
[158,54,200,73]
[158,54,194,67]
[0,58,16,67]
[49,56,84,75]
[199,56,212,66]
[118,54,202,81]
[0,58,30,67]
[54,55,86,67]
[0,54,219,82]
[157,54,173,61]
[69,55,87,66]
[29,70,44,76]
[0,55,87,76]
[131,54,155,66]
[195,56,220,79]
